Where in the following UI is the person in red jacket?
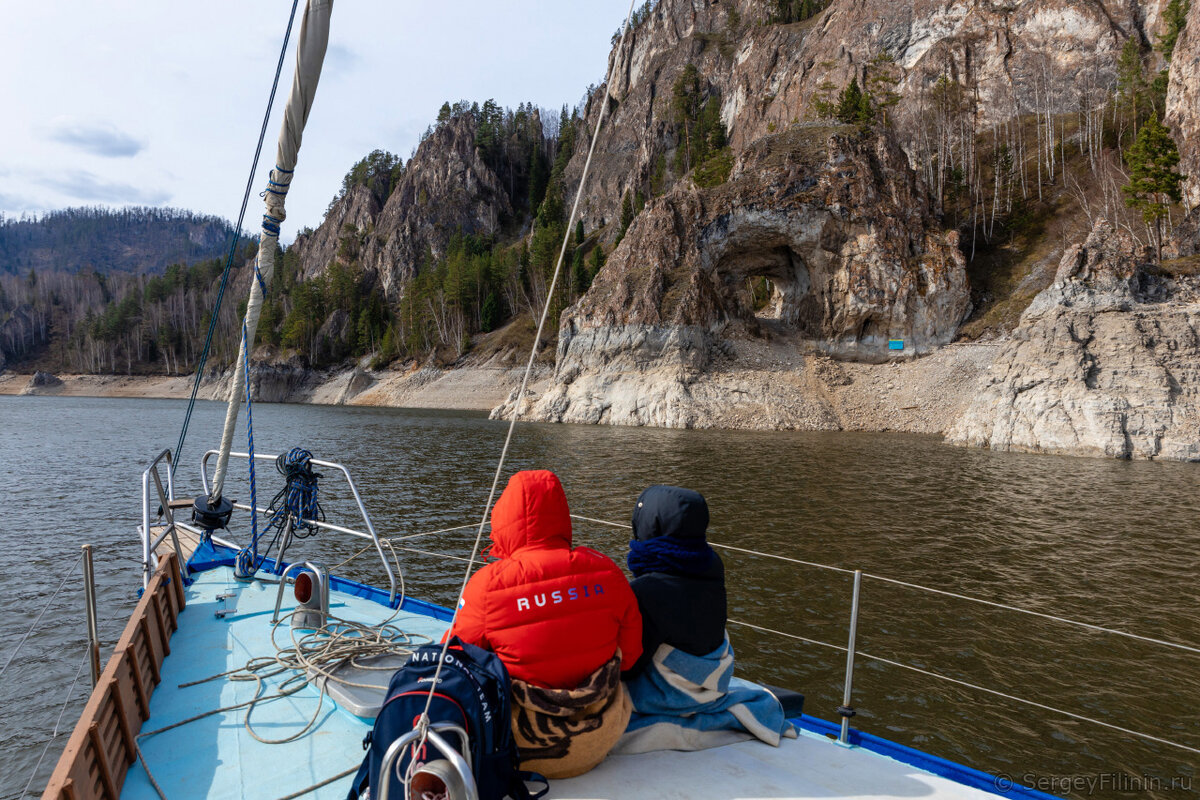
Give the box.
[448,469,641,777]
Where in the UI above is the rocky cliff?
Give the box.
[499,125,970,426]
[1166,0,1200,253]
[946,220,1200,459]
[293,116,522,297]
[560,0,1168,239]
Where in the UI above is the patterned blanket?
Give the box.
[613,637,796,754]
[510,653,631,779]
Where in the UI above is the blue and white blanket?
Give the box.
[613,637,797,754]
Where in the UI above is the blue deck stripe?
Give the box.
[789,717,1060,798]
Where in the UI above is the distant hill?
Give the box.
[0,206,245,275]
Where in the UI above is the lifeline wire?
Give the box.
[172,0,302,478]
[573,514,1200,655]
[726,619,1200,757]
[18,647,91,800]
[0,551,84,684]
[413,0,641,741]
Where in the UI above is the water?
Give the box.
[1,395,1196,799]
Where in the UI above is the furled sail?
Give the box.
[210,0,333,504]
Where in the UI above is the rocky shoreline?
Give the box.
[2,343,1000,436]
[0,359,547,413]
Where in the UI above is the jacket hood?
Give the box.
[631,485,709,542]
[489,470,573,558]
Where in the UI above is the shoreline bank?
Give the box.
[0,342,1001,435]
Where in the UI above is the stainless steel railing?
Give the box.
[136,448,397,603]
[138,448,185,589]
[199,449,397,603]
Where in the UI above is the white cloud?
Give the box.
[47,120,144,158]
[34,170,170,206]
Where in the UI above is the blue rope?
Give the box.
[172,0,302,480]
[235,321,262,577]
[235,438,326,577]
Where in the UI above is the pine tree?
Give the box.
[1159,0,1191,62]
[1116,38,1147,145]
[1123,115,1186,261]
[835,78,871,125]
[571,248,589,296]
[589,245,605,280]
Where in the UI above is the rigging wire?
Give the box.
[412,0,641,744]
[570,514,1200,655]
[17,647,92,800]
[0,551,85,684]
[172,0,302,479]
[725,619,1200,757]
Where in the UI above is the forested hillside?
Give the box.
[0,207,242,275]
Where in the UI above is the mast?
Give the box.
[210,0,334,504]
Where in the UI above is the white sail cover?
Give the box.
[211,0,334,502]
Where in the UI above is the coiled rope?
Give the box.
[411,0,641,756]
[171,0,302,479]
[236,447,325,578]
[134,608,431,799]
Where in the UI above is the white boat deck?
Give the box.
[119,560,1014,800]
[553,730,993,799]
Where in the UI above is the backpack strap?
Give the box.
[510,770,549,800]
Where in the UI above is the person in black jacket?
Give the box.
[623,485,726,678]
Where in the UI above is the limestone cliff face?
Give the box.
[293,116,518,297]
[563,0,1167,239]
[503,126,969,427]
[946,220,1200,460]
[1165,0,1200,252]
[293,184,381,281]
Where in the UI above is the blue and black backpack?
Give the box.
[348,638,547,800]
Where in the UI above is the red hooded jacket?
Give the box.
[448,470,642,689]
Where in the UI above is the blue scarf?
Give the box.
[627,535,715,577]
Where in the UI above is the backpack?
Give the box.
[348,638,547,800]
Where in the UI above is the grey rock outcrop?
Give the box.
[294,184,382,281]
[293,115,519,298]
[562,0,1168,239]
[503,127,969,427]
[1165,0,1200,253]
[946,220,1200,460]
[1166,0,1200,209]
[21,370,64,395]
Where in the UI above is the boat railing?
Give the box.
[198,449,397,603]
[138,448,186,589]
[386,513,1200,760]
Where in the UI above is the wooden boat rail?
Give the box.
[42,552,186,800]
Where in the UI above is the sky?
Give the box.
[0,1,628,238]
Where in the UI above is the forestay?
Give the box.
[210,0,334,503]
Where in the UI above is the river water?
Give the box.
[0,395,1196,799]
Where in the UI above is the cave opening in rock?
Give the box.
[720,244,820,338]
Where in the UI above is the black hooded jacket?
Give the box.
[625,486,727,678]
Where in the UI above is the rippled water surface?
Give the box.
[1,395,1197,799]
